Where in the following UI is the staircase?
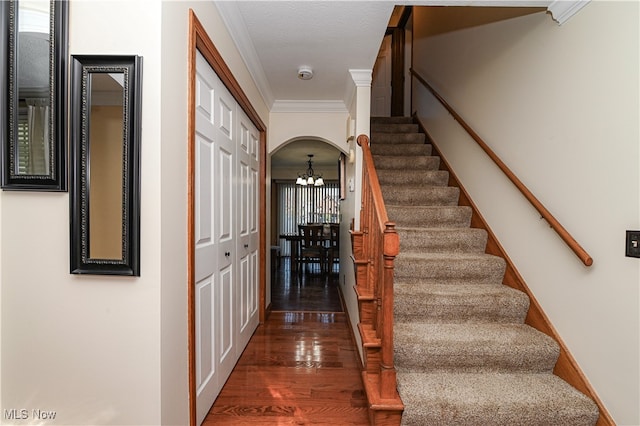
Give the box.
[367,116,599,425]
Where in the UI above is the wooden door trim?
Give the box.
[387,6,412,116]
[388,27,404,116]
[188,10,267,426]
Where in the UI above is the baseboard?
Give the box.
[264,302,272,320]
[339,281,366,370]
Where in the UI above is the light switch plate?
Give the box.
[626,231,640,258]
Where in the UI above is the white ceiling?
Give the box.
[215,1,395,170]
[215,1,395,112]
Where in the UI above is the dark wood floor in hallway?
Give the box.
[204,258,369,425]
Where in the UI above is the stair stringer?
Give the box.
[416,117,614,426]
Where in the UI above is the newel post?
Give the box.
[380,221,399,399]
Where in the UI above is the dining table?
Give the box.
[279,234,303,272]
[279,229,332,273]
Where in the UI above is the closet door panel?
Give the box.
[194,135,215,277]
[195,275,215,390]
[237,109,260,350]
[213,78,237,383]
[194,52,220,425]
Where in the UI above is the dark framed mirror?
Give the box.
[70,55,142,276]
[1,0,68,191]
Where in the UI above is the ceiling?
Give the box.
[215,1,395,171]
[215,1,395,111]
[213,1,555,171]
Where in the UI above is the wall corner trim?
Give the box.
[547,0,590,25]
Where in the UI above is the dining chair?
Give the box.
[326,224,340,274]
[297,224,325,274]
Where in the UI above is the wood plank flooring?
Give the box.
[270,257,343,313]
[204,258,369,425]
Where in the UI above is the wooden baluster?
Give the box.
[380,222,399,399]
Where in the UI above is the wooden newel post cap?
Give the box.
[357,134,369,147]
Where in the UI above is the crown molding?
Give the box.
[547,0,590,25]
[271,100,348,113]
[214,1,275,108]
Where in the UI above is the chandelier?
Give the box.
[296,154,324,186]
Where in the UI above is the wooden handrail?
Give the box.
[358,135,389,230]
[411,68,593,267]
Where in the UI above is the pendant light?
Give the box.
[296,154,324,186]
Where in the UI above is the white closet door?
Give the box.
[194,51,260,425]
[194,51,238,424]
[194,51,220,425]
[236,108,260,351]
[213,67,238,389]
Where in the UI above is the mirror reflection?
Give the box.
[2,0,67,190]
[16,0,52,176]
[70,54,142,276]
[88,73,125,260]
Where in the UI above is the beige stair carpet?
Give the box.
[370,116,599,426]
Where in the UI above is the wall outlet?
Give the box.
[626,231,640,258]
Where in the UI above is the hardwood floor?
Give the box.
[271,257,343,312]
[204,258,369,425]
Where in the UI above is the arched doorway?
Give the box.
[269,138,344,311]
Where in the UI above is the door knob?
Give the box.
[244,244,249,248]
[224,251,231,257]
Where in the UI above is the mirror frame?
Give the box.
[0,0,68,191]
[70,55,142,276]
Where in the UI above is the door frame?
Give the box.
[187,10,267,425]
[387,5,412,116]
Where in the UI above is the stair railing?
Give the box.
[411,68,593,267]
[356,134,400,400]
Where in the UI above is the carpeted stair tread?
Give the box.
[394,282,530,323]
[370,143,432,156]
[396,372,599,426]
[394,252,506,285]
[387,205,472,228]
[374,155,440,170]
[371,132,425,144]
[371,122,419,133]
[377,169,449,187]
[394,322,559,373]
[381,185,460,206]
[397,227,488,253]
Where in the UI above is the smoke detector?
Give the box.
[297,66,313,80]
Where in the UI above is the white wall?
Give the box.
[268,112,348,155]
[268,112,347,181]
[0,1,269,425]
[1,2,163,424]
[412,3,639,424]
